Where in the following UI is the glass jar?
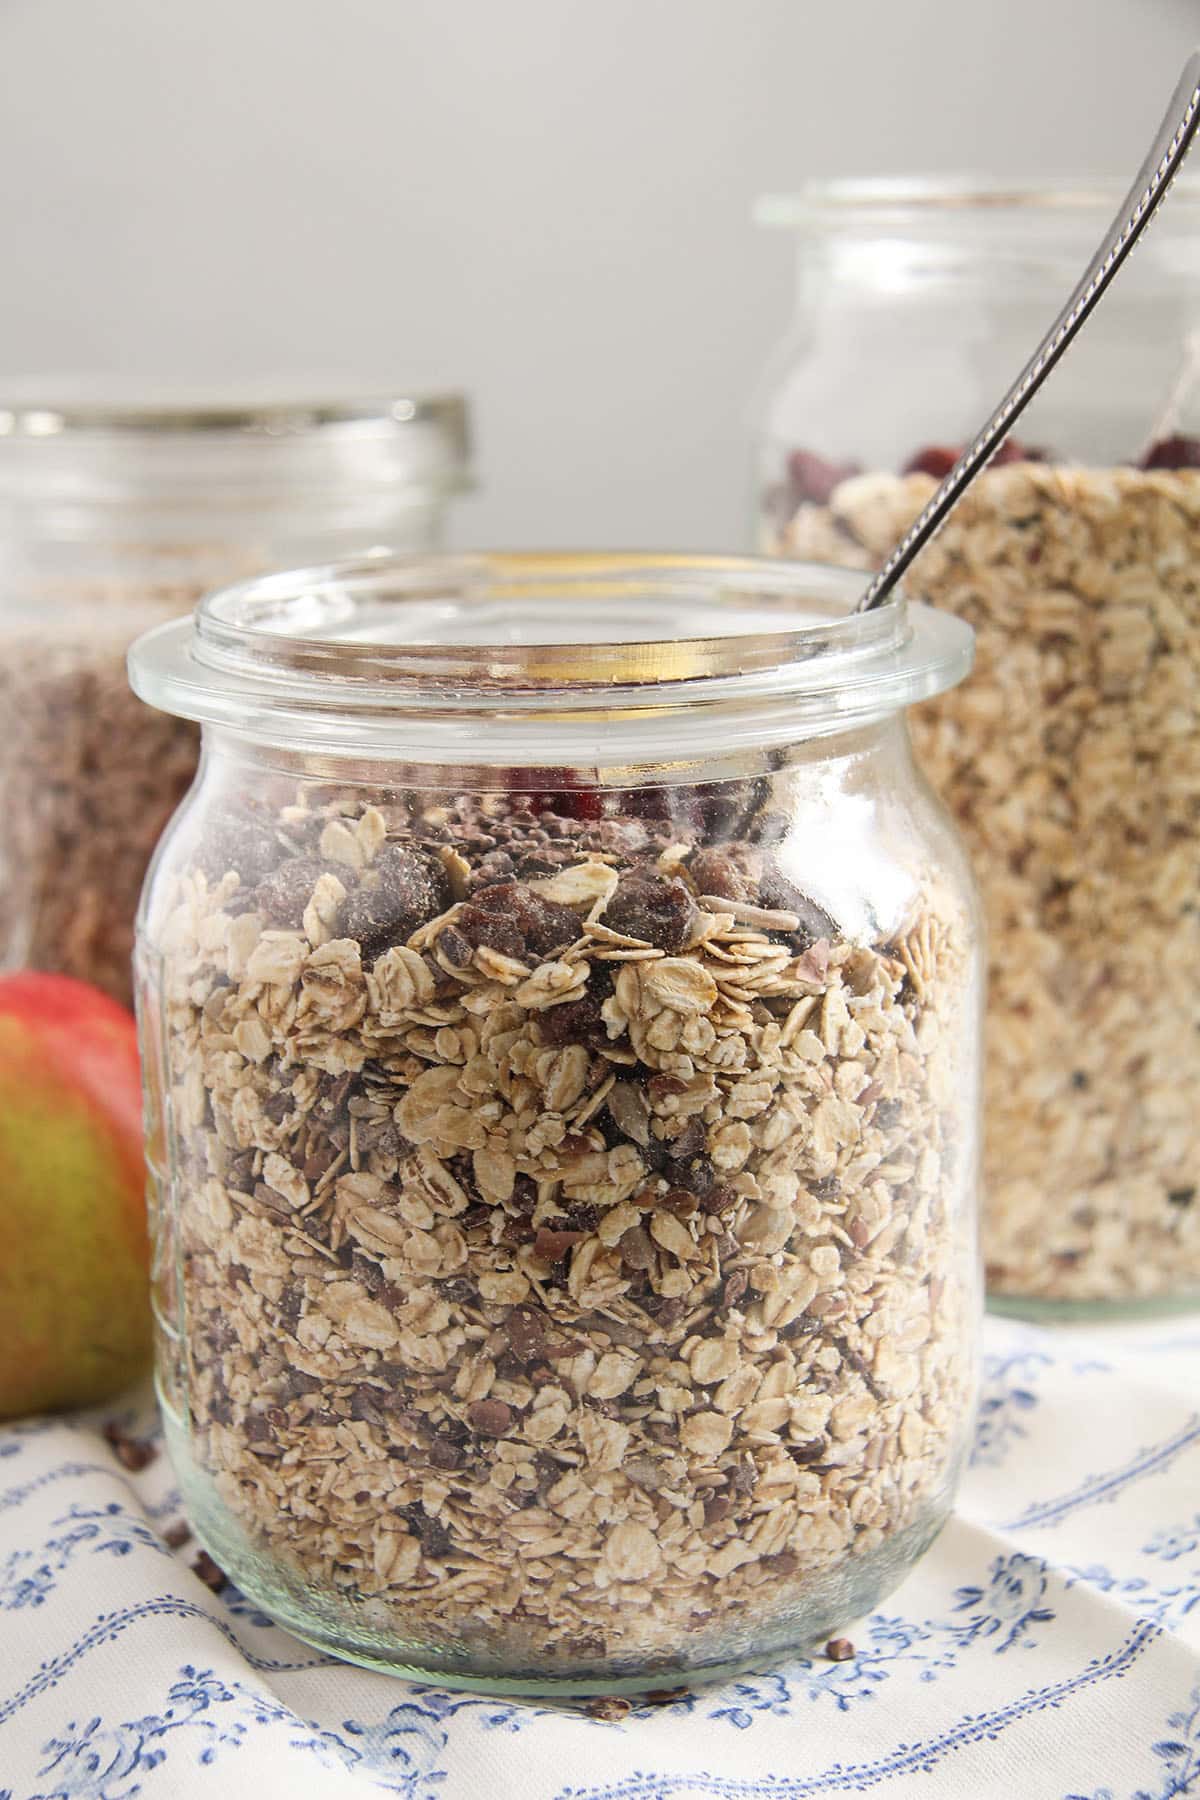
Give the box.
[754,180,1200,1315]
[130,552,982,1693]
[0,388,470,1007]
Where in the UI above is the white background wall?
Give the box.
[0,0,1196,549]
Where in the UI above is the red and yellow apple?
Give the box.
[0,972,151,1419]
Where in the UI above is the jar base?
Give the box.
[987,1289,1200,1325]
[165,1410,956,1697]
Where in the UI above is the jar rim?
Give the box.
[755,173,1200,227]
[127,552,974,761]
[0,384,467,443]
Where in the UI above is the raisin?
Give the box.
[537,993,608,1048]
[757,869,839,946]
[250,856,325,927]
[198,811,279,887]
[461,881,581,959]
[687,843,762,903]
[604,870,696,951]
[338,845,449,955]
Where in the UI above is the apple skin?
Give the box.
[0,972,151,1420]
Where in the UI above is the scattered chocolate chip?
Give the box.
[102,1423,158,1472]
[163,1521,192,1550]
[824,1636,856,1662]
[191,1550,227,1592]
[585,1696,632,1722]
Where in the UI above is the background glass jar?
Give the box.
[0,388,470,1007]
[130,553,981,1693]
[754,180,1200,1315]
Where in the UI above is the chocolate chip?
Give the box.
[824,1636,856,1662]
[1168,1186,1195,1207]
[163,1521,192,1550]
[102,1422,158,1472]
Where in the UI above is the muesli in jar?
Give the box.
[773,454,1200,1311]
[0,390,469,1005]
[132,554,982,1687]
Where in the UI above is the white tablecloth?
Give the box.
[0,1313,1197,1800]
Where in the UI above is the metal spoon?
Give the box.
[857,49,1200,614]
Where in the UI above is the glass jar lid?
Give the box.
[754,174,1200,229]
[128,552,973,762]
[0,382,471,512]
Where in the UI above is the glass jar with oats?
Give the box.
[0,386,470,1008]
[129,552,982,1693]
[755,179,1200,1314]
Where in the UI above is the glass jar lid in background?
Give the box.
[0,383,472,541]
[753,176,1200,481]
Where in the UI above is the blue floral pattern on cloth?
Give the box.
[0,1315,1196,1800]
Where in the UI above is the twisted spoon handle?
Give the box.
[857,49,1200,614]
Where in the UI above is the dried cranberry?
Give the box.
[604,870,696,951]
[338,846,449,954]
[786,448,860,506]
[522,768,604,822]
[902,444,960,480]
[903,438,1043,479]
[1140,433,1200,471]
